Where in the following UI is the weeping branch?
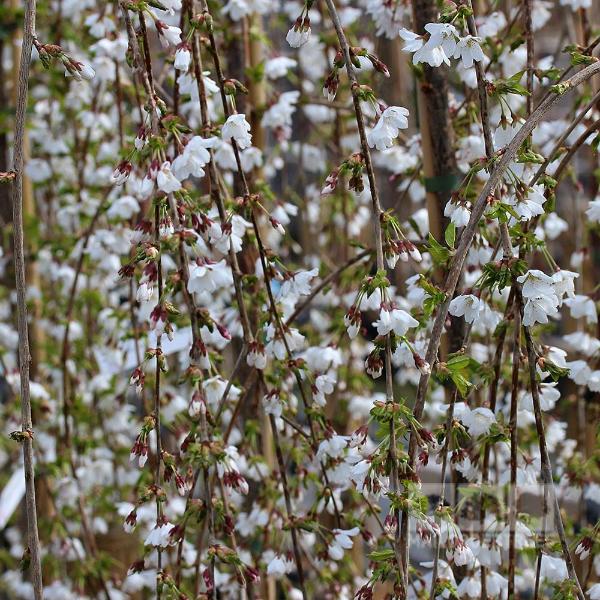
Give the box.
[11,0,43,597]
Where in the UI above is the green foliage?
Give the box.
[427,233,451,266]
[490,71,531,97]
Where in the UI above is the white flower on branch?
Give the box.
[217,214,251,254]
[314,373,335,407]
[264,323,305,360]
[328,527,360,561]
[518,269,556,299]
[444,199,471,227]
[400,23,484,69]
[486,572,509,598]
[461,407,496,436]
[522,295,559,327]
[509,184,547,221]
[372,306,418,336]
[552,269,579,305]
[262,390,283,418]
[277,268,319,300]
[493,119,521,149]
[539,554,568,583]
[286,16,311,48]
[425,22,459,56]
[366,106,409,151]
[156,161,182,193]
[203,376,240,408]
[171,136,217,181]
[448,294,482,324]
[447,539,476,568]
[496,521,534,550]
[174,44,191,72]
[316,434,348,461]
[401,23,454,67]
[188,259,233,298]
[521,382,560,412]
[222,113,253,150]
[452,35,485,68]
[413,42,450,68]
[247,343,267,370]
[266,554,294,577]
[144,521,175,548]
[156,22,182,48]
[68,62,95,82]
[398,28,423,52]
[457,575,480,597]
[585,197,600,222]
[563,294,598,324]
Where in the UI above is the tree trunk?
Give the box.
[410,0,463,355]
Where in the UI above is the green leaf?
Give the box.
[445,223,456,248]
[543,360,570,382]
[492,70,531,97]
[450,372,472,397]
[427,233,450,265]
[446,355,471,371]
[550,82,570,95]
[569,51,596,66]
[537,67,561,82]
[517,149,545,164]
[368,548,396,562]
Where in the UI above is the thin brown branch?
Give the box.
[11,0,43,596]
[269,412,308,599]
[322,0,404,578]
[508,300,521,598]
[523,321,585,600]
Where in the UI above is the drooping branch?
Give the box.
[507,300,521,598]
[10,0,43,597]
[523,322,585,600]
[322,0,405,578]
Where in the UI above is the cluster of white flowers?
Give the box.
[449,294,500,330]
[400,23,485,68]
[286,14,311,48]
[507,184,547,221]
[444,198,472,227]
[517,269,578,327]
[261,91,300,140]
